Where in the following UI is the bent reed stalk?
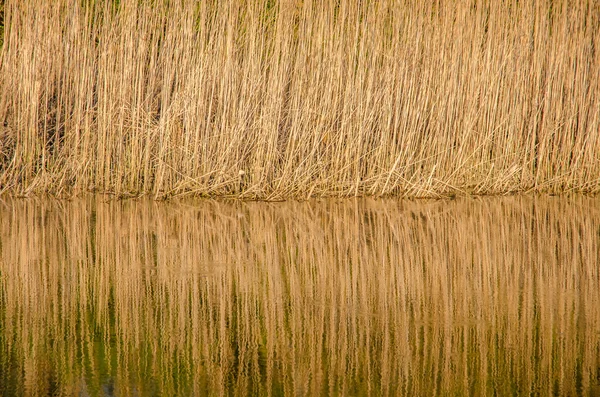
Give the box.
[0,0,599,199]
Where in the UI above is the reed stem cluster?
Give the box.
[0,1,599,198]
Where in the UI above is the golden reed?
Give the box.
[0,1,599,199]
[0,197,598,395]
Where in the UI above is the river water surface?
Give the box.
[0,196,599,396]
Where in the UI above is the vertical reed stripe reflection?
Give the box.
[0,197,599,396]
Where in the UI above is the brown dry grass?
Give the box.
[0,0,599,199]
[0,197,599,395]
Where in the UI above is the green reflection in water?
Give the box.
[0,196,599,396]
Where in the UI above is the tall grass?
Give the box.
[0,0,599,199]
[1,197,599,395]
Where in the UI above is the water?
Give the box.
[0,196,598,396]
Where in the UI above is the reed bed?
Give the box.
[0,1,599,199]
[0,197,599,395]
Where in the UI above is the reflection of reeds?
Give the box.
[1,1,599,198]
[0,197,599,395]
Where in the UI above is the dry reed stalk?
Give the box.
[0,0,598,199]
[0,197,599,395]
